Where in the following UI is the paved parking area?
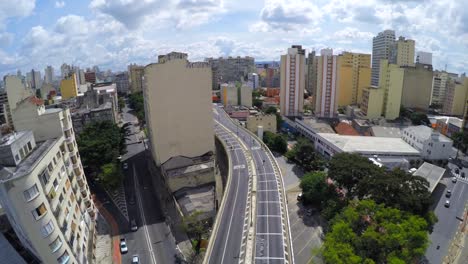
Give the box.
[286,190,324,264]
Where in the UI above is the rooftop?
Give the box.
[0,139,58,182]
[300,118,335,133]
[371,126,403,138]
[335,122,360,136]
[0,131,28,147]
[404,125,452,142]
[318,133,420,155]
[413,162,445,193]
[175,184,215,219]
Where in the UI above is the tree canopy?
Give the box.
[263,131,287,154]
[322,199,429,264]
[300,171,338,207]
[128,92,145,122]
[286,138,325,172]
[410,112,430,126]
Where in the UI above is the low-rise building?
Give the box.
[401,125,452,160]
[370,126,402,138]
[412,162,445,193]
[294,118,335,141]
[71,102,114,133]
[246,114,276,134]
[314,133,420,160]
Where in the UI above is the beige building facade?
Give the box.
[391,36,415,67]
[128,64,145,93]
[280,45,305,117]
[144,52,215,166]
[380,60,404,120]
[336,52,371,106]
[246,114,277,134]
[401,64,433,110]
[315,49,338,118]
[0,97,96,264]
[361,86,384,119]
[443,77,468,116]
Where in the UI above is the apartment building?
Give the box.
[45,66,54,84]
[128,64,144,93]
[60,73,78,100]
[371,29,395,86]
[4,75,34,130]
[0,96,96,264]
[315,48,338,118]
[416,51,432,66]
[205,56,255,90]
[444,76,468,116]
[144,52,214,166]
[401,64,433,110]
[431,71,450,107]
[361,86,384,119]
[380,59,404,119]
[246,114,277,134]
[336,52,371,106]
[280,45,306,117]
[390,36,415,67]
[402,125,452,160]
[83,72,96,84]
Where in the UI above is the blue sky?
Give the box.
[1,0,467,77]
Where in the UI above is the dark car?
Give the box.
[455,168,460,174]
[446,190,452,198]
[462,172,466,178]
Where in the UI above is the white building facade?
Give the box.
[401,125,452,160]
[280,45,305,117]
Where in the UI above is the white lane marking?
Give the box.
[257,233,283,235]
[258,180,277,183]
[220,142,243,264]
[255,257,286,260]
[133,164,158,264]
[234,164,246,170]
[258,201,280,203]
[257,215,282,217]
[257,189,280,192]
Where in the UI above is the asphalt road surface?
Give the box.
[424,162,468,264]
[120,105,177,264]
[213,104,288,264]
[207,109,250,264]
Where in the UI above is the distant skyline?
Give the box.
[0,0,467,76]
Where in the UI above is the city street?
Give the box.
[424,161,468,264]
[119,104,178,264]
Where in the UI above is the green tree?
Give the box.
[128,92,145,122]
[300,171,331,206]
[328,153,381,197]
[322,200,429,264]
[77,121,126,173]
[287,138,325,172]
[181,211,208,254]
[118,97,125,112]
[264,106,277,115]
[98,163,123,190]
[410,112,430,125]
[263,131,287,154]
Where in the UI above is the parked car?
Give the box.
[123,163,128,170]
[130,219,138,232]
[120,238,128,254]
[297,192,303,201]
[452,177,457,183]
[455,168,460,174]
[462,172,466,178]
[445,200,450,208]
[446,190,452,198]
[132,255,139,264]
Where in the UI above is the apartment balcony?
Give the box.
[54,205,62,218]
[77,178,85,188]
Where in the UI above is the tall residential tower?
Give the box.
[315,49,339,118]
[280,45,306,117]
[371,30,395,86]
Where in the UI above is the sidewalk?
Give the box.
[94,197,121,264]
[95,213,113,264]
[454,234,467,264]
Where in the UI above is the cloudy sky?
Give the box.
[1,0,467,77]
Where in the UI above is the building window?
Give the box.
[41,220,55,238]
[48,162,54,172]
[49,236,62,253]
[23,184,40,202]
[48,188,57,201]
[39,170,50,186]
[27,142,32,151]
[14,154,20,162]
[57,251,70,264]
[32,203,47,220]
[53,179,59,191]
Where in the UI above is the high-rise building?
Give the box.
[416,51,432,65]
[4,75,33,130]
[44,66,54,84]
[336,52,371,106]
[361,86,385,119]
[1,95,97,264]
[306,51,318,100]
[401,64,433,110]
[60,73,78,99]
[280,45,306,117]
[315,48,338,118]
[128,64,144,93]
[205,56,256,90]
[380,59,404,119]
[144,52,214,166]
[444,76,468,116]
[60,64,71,79]
[371,30,395,86]
[390,36,415,67]
[247,73,259,89]
[27,69,42,89]
[431,71,449,107]
[115,72,129,94]
[84,71,96,84]
[220,83,252,107]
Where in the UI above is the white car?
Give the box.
[132,255,139,264]
[120,238,128,254]
[452,177,457,183]
[130,219,138,232]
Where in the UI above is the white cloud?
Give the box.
[0,0,36,29]
[55,1,66,8]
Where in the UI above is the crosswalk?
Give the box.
[453,174,468,185]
